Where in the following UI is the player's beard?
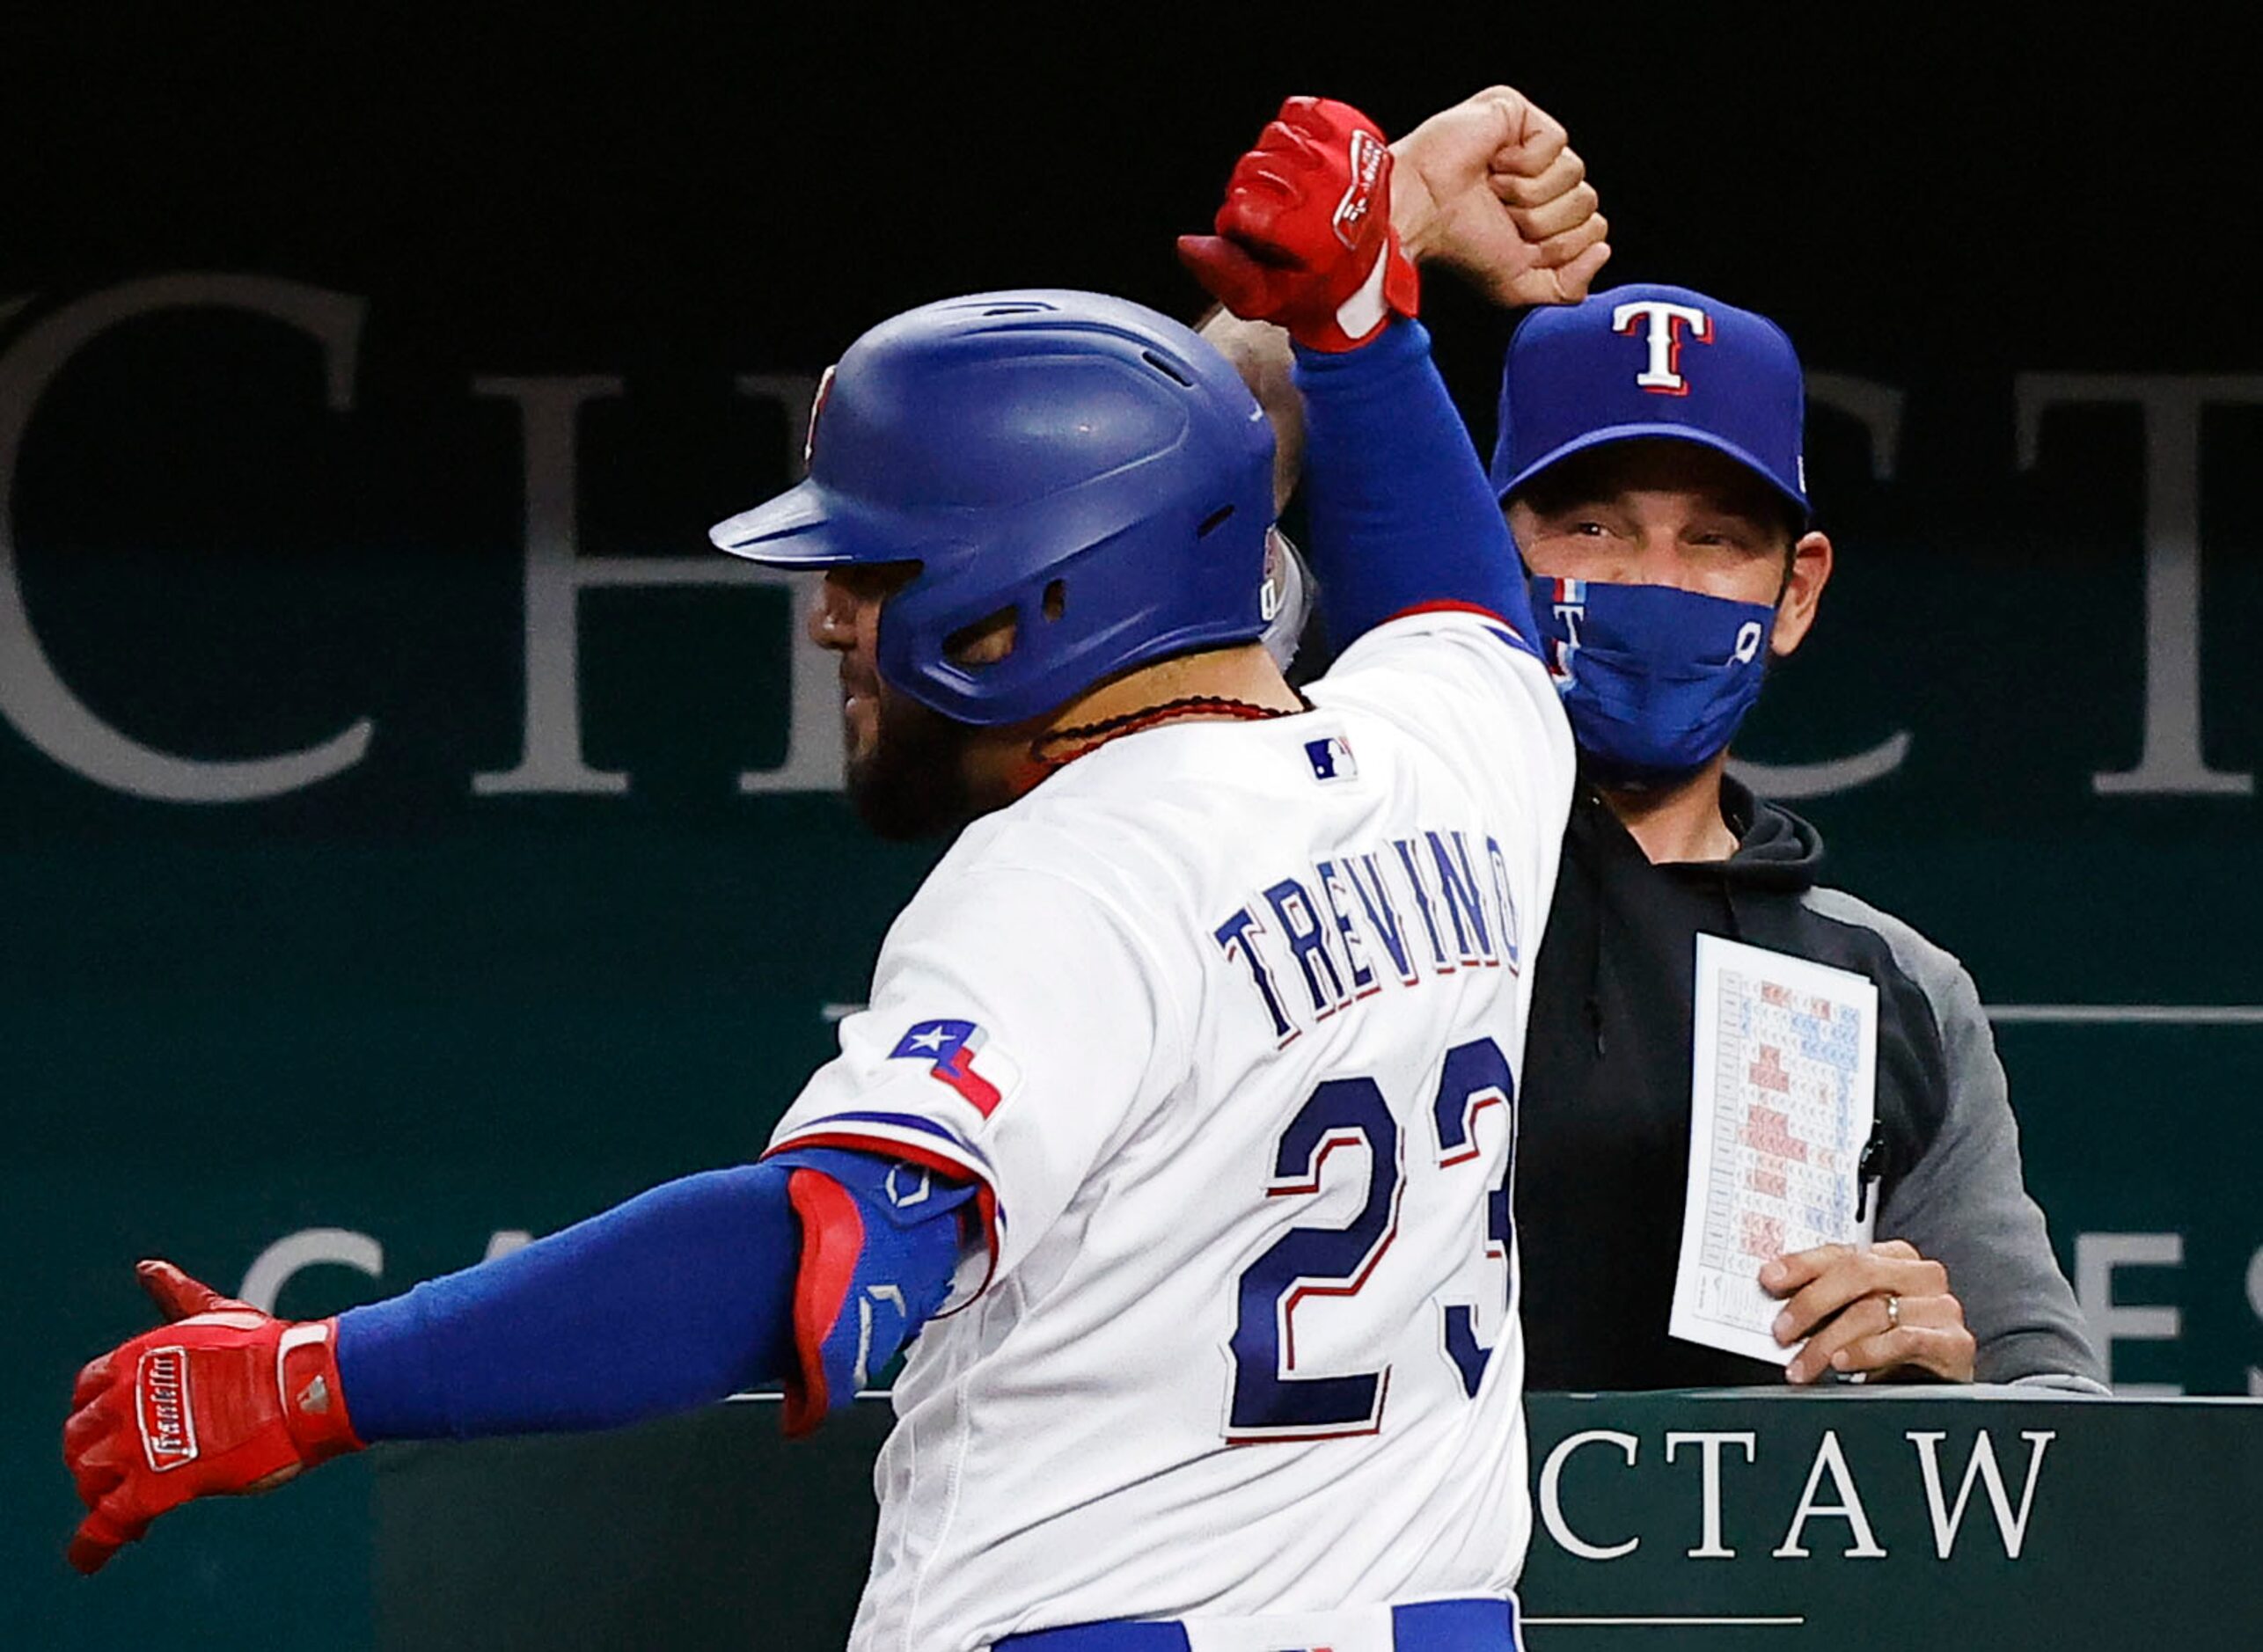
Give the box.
[846,683,982,842]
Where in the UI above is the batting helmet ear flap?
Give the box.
[713,290,1276,727]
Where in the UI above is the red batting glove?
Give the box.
[1178,96,1419,352]
[62,1259,363,1575]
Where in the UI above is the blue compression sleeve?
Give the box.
[1293,318,1539,649]
[333,1152,963,1442]
[335,1165,800,1440]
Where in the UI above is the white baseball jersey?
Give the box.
[770,609,1574,1652]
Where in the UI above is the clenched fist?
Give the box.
[1391,85,1611,307]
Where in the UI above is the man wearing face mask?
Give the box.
[1491,287,2102,1391]
[1204,95,2101,1392]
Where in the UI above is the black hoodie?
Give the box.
[1516,774,2102,1391]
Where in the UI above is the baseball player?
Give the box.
[63,97,1604,1649]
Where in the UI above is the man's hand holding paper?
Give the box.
[1763,1239,1979,1385]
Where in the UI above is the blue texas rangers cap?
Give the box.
[1488,282,1809,521]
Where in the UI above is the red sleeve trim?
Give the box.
[1388,598,1506,622]
[766,1131,1001,1317]
[1382,599,1532,650]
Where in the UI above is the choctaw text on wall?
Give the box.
[3,275,2255,806]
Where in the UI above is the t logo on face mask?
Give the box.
[1732,620,1765,664]
[1542,577,1588,686]
[1612,300,1713,396]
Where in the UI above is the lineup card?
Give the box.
[1670,934,1879,1366]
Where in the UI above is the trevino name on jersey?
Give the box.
[770,610,1574,1651]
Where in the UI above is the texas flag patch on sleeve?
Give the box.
[889,1020,1019,1119]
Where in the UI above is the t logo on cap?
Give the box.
[1613,299,1712,396]
[1488,282,1810,524]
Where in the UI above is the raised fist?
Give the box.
[62,1260,363,1575]
[1389,85,1611,309]
[1179,96,1419,352]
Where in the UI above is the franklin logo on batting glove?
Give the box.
[135,1349,197,1471]
[1332,128,1388,247]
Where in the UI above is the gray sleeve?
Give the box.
[1805,890,2108,1391]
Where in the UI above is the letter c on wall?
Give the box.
[0,275,374,801]
[238,1226,384,1314]
[1538,1428,1642,1560]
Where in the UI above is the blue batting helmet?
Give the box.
[709,290,1277,727]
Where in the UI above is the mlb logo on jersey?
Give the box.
[890,1020,1015,1118]
[1304,734,1358,783]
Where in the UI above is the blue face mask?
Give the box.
[1527,576,1776,790]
